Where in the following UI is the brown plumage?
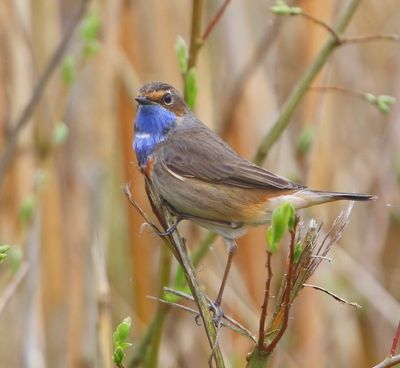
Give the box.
[134,81,376,314]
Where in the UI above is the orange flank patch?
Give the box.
[238,189,297,222]
[143,158,154,177]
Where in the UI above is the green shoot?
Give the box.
[0,245,11,263]
[267,202,295,252]
[112,317,132,368]
[365,93,396,114]
[271,0,303,16]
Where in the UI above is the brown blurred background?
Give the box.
[0,0,399,367]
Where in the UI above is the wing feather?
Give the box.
[156,125,302,191]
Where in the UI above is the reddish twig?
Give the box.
[390,321,400,357]
[342,34,400,44]
[258,251,273,350]
[265,222,297,354]
[0,0,91,188]
[310,85,365,99]
[202,0,231,42]
[301,12,341,44]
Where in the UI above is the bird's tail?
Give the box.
[292,189,377,209]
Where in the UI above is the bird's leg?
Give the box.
[211,238,237,324]
[156,216,182,237]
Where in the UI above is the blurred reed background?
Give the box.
[0,0,399,367]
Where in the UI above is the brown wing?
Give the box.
[157,124,303,191]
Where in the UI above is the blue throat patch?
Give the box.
[134,104,176,167]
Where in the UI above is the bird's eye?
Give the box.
[163,92,173,105]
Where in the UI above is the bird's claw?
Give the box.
[156,221,179,237]
[194,301,224,327]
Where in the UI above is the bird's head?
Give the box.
[135,82,190,117]
[133,82,189,167]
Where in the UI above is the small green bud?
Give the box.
[81,11,101,42]
[61,55,75,85]
[175,36,189,74]
[377,95,396,114]
[267,226,278,252]
[52,122,69,145]
[293,241,303,263]
[19,195,36,224]
[0,245,11,263]
[184,68,198,109]
[297,126,314,155]
[282,202,295,231]
[272,1,302,15]
[365,93,396,114]
[364,93,377,103]
[112,346,124,365]
[113,317,131,345]
[84,39,101,57]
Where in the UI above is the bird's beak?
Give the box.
[135,96,153,105]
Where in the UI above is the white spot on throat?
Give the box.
[135,132,152,139]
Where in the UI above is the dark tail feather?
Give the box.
[312,190,377,202]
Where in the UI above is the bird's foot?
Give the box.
[194,300,224,327]
[156,222,178,237]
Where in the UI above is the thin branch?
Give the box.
[187,0,204,70]
[0,0,91,188]
[342,34,400,44]
[301,12,341,44]
[161,288,257,342]
[372,354,400,368]
[220,1,294,136]
[253,0,362,165]
[202,0,231,42]
[0,263,29,316]
[265,222,297,355]
[390,321,400,357]
[302,283,362,308]
[310,85,367,99]
[144,179,225,367]
[258,251,273,350]
[123,183,162,235]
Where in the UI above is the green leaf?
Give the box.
[84,39,101,57]
[114,317,131,345]
[267,226,278,252]
[52,122,69,145]
[364,93,396,114]
[112,346,124,365]
[0,245,10,263]
[271,207,286,242]
[271,0,302,15]
[81,11,101,42]
[282,202,295,231]
[377,95,396,114]
[184,68,198,109]
[297,126,314,155]
[61,55,75,85]
[175,36,189,74]
[19,195,36,224]
[364,93,377,103]
[266,202,296,251]
[163,285,191,303]
[293,241,303,263]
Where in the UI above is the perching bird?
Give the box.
[133,81,375,316]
